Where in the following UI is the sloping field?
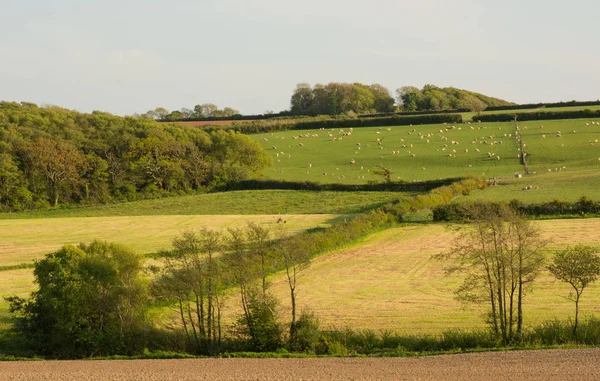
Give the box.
[253,123,523,184]
[263,219,600,334]
[0,214,338,266]
[253,118,600,202]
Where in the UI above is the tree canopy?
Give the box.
[395,85,514,112]
[0,101,271,211]
[290,82,395,116]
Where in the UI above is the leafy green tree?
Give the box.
[290,83,315,115]
[369,84,395,113]
[548,246,600,336]
[6,241,149,358]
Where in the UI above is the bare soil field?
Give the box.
[2,348,599,380]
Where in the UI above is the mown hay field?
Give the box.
[260,218,600,334]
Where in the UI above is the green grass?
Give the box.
[254,123,523,184]
[0,190,407,220]
[253,118,600,202]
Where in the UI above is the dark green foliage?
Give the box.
[485,100,600,112]
[6,241,149,358]
[235,291,283,352]
[288,310,321,353]
[219,178,462,192]
[0,102,271,211]
[475,109,600,122]
[433,197,600,221]
[222,113,463,135]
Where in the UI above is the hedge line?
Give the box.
[432,197,600,221]
[475,109,600,122]
[216,178,464,193]
[276,177,485,264]
[219,114,464,134]
[485,100,600,112]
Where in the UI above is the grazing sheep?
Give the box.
[350,159,356,164]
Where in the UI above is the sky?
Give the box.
[1,0,599,116]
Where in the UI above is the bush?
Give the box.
[289,310,321,353]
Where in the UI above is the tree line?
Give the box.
[289,83,514,117]
[0,102,271,211]
[143,104,241,121]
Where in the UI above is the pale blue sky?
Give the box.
[1,0,598,115]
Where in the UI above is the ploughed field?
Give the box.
[2,348,599,380]
[252,118,600,201]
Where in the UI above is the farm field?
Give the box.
[0,190,406,220]
[0,214,338,267]
[3,349,600,380]
[5,218,600,336]
[253,118,600,202]
[259,219,600,334]
[0,214,337,330]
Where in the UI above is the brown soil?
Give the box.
[2,348,600,380]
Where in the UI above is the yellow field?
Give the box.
[263,219,600,334]
[0,214,339,267]
[3,217,600,336]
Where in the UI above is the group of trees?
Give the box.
[8,224,313,357]
[396,85,514,113]
[151,224,312,354]
[290,82,395,116]
[289,83,514,117]
[440,204,600,343]
[0,102,271,211]
[143,104,241,121]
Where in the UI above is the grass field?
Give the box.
[0,214,339,267]
[0,190,407,220]
[261,218,600,334]
[253,118,600,202]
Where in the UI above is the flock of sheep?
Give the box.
[259,120,600,184]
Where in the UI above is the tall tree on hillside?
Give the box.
[548,245,600,336]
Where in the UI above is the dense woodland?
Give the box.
[0,102,271,211]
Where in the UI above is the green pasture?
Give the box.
[0,190,405,220]
[253,118,600,202]
[254,123,523,184]
[463,119,600,202]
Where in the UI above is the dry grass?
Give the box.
[262,219,600,334]
[0,214,338,266]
